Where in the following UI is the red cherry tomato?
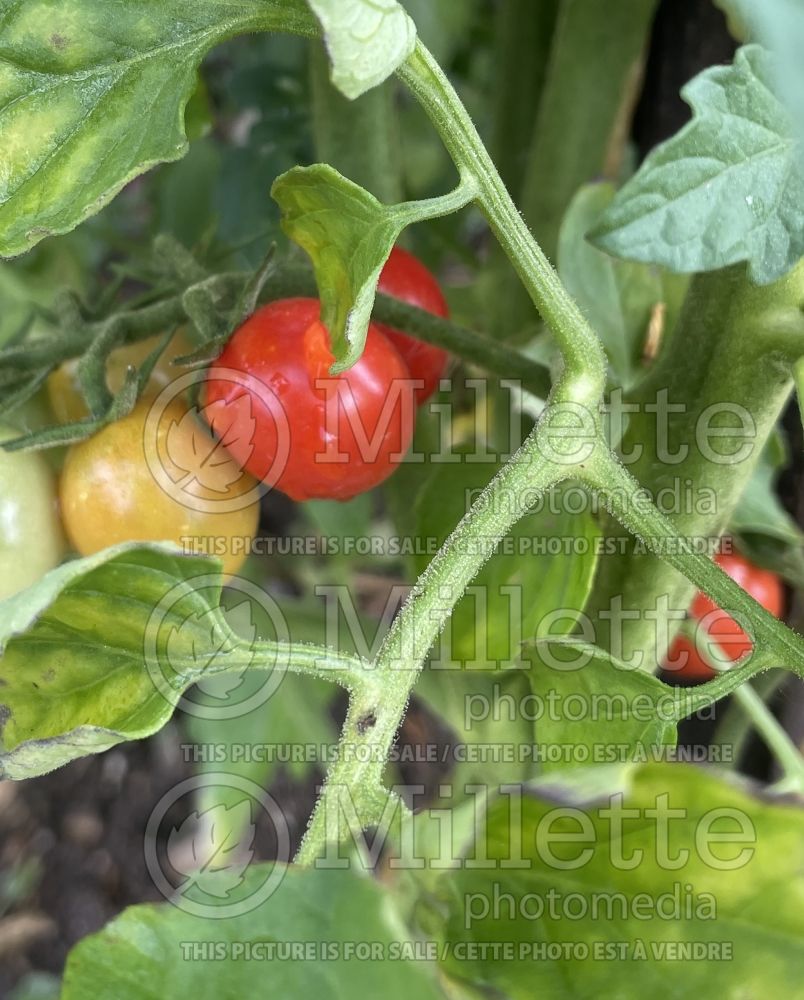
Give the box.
[203,298,416,502]
[377,246,450,404]
[664,552,784,681]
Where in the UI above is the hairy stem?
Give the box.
[731,683,804,792]
[295,428,568,863]
[584,448,804,679]
[397,42,608,394]
[585,263,804,670]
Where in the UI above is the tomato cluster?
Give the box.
[663,552,784,682]
[6,247,449,595]
[203,247,449,501]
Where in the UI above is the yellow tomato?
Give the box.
[47,329,193,424]
[59,399,261,576]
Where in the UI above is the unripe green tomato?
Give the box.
[0,426,65,599]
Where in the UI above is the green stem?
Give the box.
[583,448,804,679]
[795,357,804,433]
[292,41,639,861]
[713,670,787,762]
[295,434,568,863]
[486,0,657,341]
[397,42,607,395]
[677,624,804,787]
[731,683,804,792]
[374,293,552,397]
[0,266,553,407]
[211,635,378,698]
[491,0,559,200]
[257,642,373,692]
[518,0,658,262]
[585,263,804,669]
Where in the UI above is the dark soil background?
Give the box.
[2,3,803,997]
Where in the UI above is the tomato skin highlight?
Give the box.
[377,247,450,404]
[59,399,260,576]
[0,426,64,599]
[664,552,784,681]
[203,299,416,502]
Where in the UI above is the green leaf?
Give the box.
[0,544,248,779]
[0,0,315,256]
[515,0,660,263]
[415,461,601,666]
[414,667,535,794]
[272,165,407,369]
[434,764,804,998]
[521,636,785,774]
[307,0,416,100]
[272,164,471,370]
[591,45,804,285]
[271,166,420,372]
[62,865,442,999]
[714,2,804,139]
[522,640,679,773]
[558,183,689,388]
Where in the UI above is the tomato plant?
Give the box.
[665,552,785,681]
[203,298,416,501]
[1,3,804,999]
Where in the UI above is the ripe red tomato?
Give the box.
[664,552,784,681]
[377,246,450,404]
[203,298,416,502]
